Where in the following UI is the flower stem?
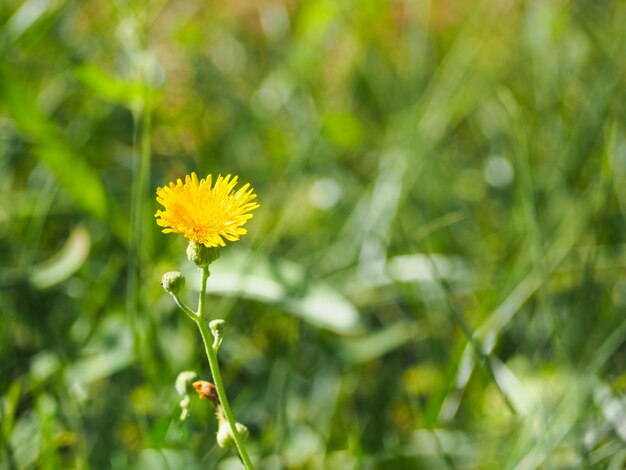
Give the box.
[196,267,254,470]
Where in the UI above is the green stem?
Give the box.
[196,267,254,470]
[170,293,197,321]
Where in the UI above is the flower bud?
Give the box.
[209,319,226,350]
[174,370,197,421]
[216,421,249,449]
[192,380,219,406]
[186,241,220,268]
[162,271,185,294]
[209,319,226,338]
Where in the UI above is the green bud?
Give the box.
[175,370,197,396]
[209,319,226,350]
[216,421,249,449]
[174,370,197,421]
[186,241,220,268]
[162,271,185,294]
[209,319,226,338]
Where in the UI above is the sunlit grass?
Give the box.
[1,0,625,469]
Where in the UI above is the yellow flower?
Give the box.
[155,172,259,247]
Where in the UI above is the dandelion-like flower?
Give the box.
[155,172,259,247]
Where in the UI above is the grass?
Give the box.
[1,0,626,469]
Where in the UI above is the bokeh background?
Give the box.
[2,0,626,468]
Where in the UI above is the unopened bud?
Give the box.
[209,319,226,350]
[162,271,185,295]
[192,380,219,406]
[186,241,220,267]
[210,319,226,338]
[174,370,197,421]
[216,421,249,449]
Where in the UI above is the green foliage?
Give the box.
[2,0,626,468]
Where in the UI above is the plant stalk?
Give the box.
[195,267,254,470]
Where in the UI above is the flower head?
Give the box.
[155,173,259,247]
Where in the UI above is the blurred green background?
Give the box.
[2,0,626,468]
